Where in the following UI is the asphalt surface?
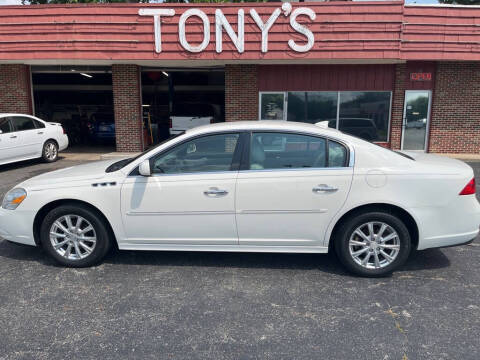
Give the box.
[0,156,479,360]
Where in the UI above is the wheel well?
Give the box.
[44,138,58,148]
[33,199,117,248]
[329,203,419,251]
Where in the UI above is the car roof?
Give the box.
[0,113,37,118]
[187,120,342,137]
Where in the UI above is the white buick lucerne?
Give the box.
[0,114,68,165]
[1,121,478,276]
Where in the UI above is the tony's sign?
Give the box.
[139,3,315,54]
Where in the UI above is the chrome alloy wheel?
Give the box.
[49,215,97,260]
[45,143,57,161]
[348,222,401,270]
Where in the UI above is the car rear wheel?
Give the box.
[40,205,111,267]
[42,140,58,163]
[334,211,411,277]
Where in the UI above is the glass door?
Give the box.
[401,90,431,151]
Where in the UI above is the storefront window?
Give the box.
[287,92,337,124]
[260,90,391,142]
[337,92,391,142]
[260,93,285,120]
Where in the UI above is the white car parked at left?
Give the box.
[0,121,479,276]
[0,113,68,165]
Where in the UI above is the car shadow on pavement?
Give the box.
[0,156,69,173]
[0,239,451,276]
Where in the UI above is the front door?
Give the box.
[236,132,353,247]
[401,90,432,151]
[121,132,242,245]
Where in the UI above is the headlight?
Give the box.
[2,188,27,210]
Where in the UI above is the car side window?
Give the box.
[10,116,36,132]
[0,118,12,134]
[249,132,348,170]
[34,120,45,129]
[328,140,348,167]
[150,133,240,175]
[250,132,327,170]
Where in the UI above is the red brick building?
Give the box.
[0,2,479,153]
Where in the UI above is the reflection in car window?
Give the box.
[250,133,327,170]
[250,133,348,170]
[10,117,36,132]
[151,133,240,174]
[328,140,347,167]
[0,118,12,134]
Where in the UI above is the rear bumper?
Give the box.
[413,195,480,250]
[58,134,69,151]
[420,229,479,250]
[0,207,36,246]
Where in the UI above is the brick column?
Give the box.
[390,63,406,150]
[0,64,33,114]
[429,62,480,154]
[225,64,258,122]
[112,64,143,152]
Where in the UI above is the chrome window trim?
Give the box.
[127,128,355,177]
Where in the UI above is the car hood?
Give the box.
[19,159,124,189]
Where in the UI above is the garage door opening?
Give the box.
[141,67,225,146]
[32,66,115,153]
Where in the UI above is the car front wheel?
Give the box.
[40,204,111,267]
[334,211,411,277]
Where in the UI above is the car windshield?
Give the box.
[105,132,185,173]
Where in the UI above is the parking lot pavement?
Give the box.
[0,159,479,360]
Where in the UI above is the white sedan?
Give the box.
[1,121,479,276]
[0,113,68,166]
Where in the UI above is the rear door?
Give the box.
[0,117,18,164]
[10,116,44,158]
[236,132,353,247]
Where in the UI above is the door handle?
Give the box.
[37,131,44,135]
[204,187,228,197]
[312,184,338,193]
[10,135,17,139]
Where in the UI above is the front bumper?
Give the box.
[0,207,37,246]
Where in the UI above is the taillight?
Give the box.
[169,118,172,128]
[459,178,476,195]
[62,126,66,134]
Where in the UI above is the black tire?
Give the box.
[334,211,411,277]
[40,204,112,267]
[42,140,59,163]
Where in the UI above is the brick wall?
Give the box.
[390,63,406,150]
[112,64,143,152]
[429,62,480,154]
[0,64,32,114]
[225,65,258,122]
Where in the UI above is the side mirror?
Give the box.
[138,160,151,177]
[0,130,3,134]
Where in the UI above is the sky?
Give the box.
[0,0,442,5]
